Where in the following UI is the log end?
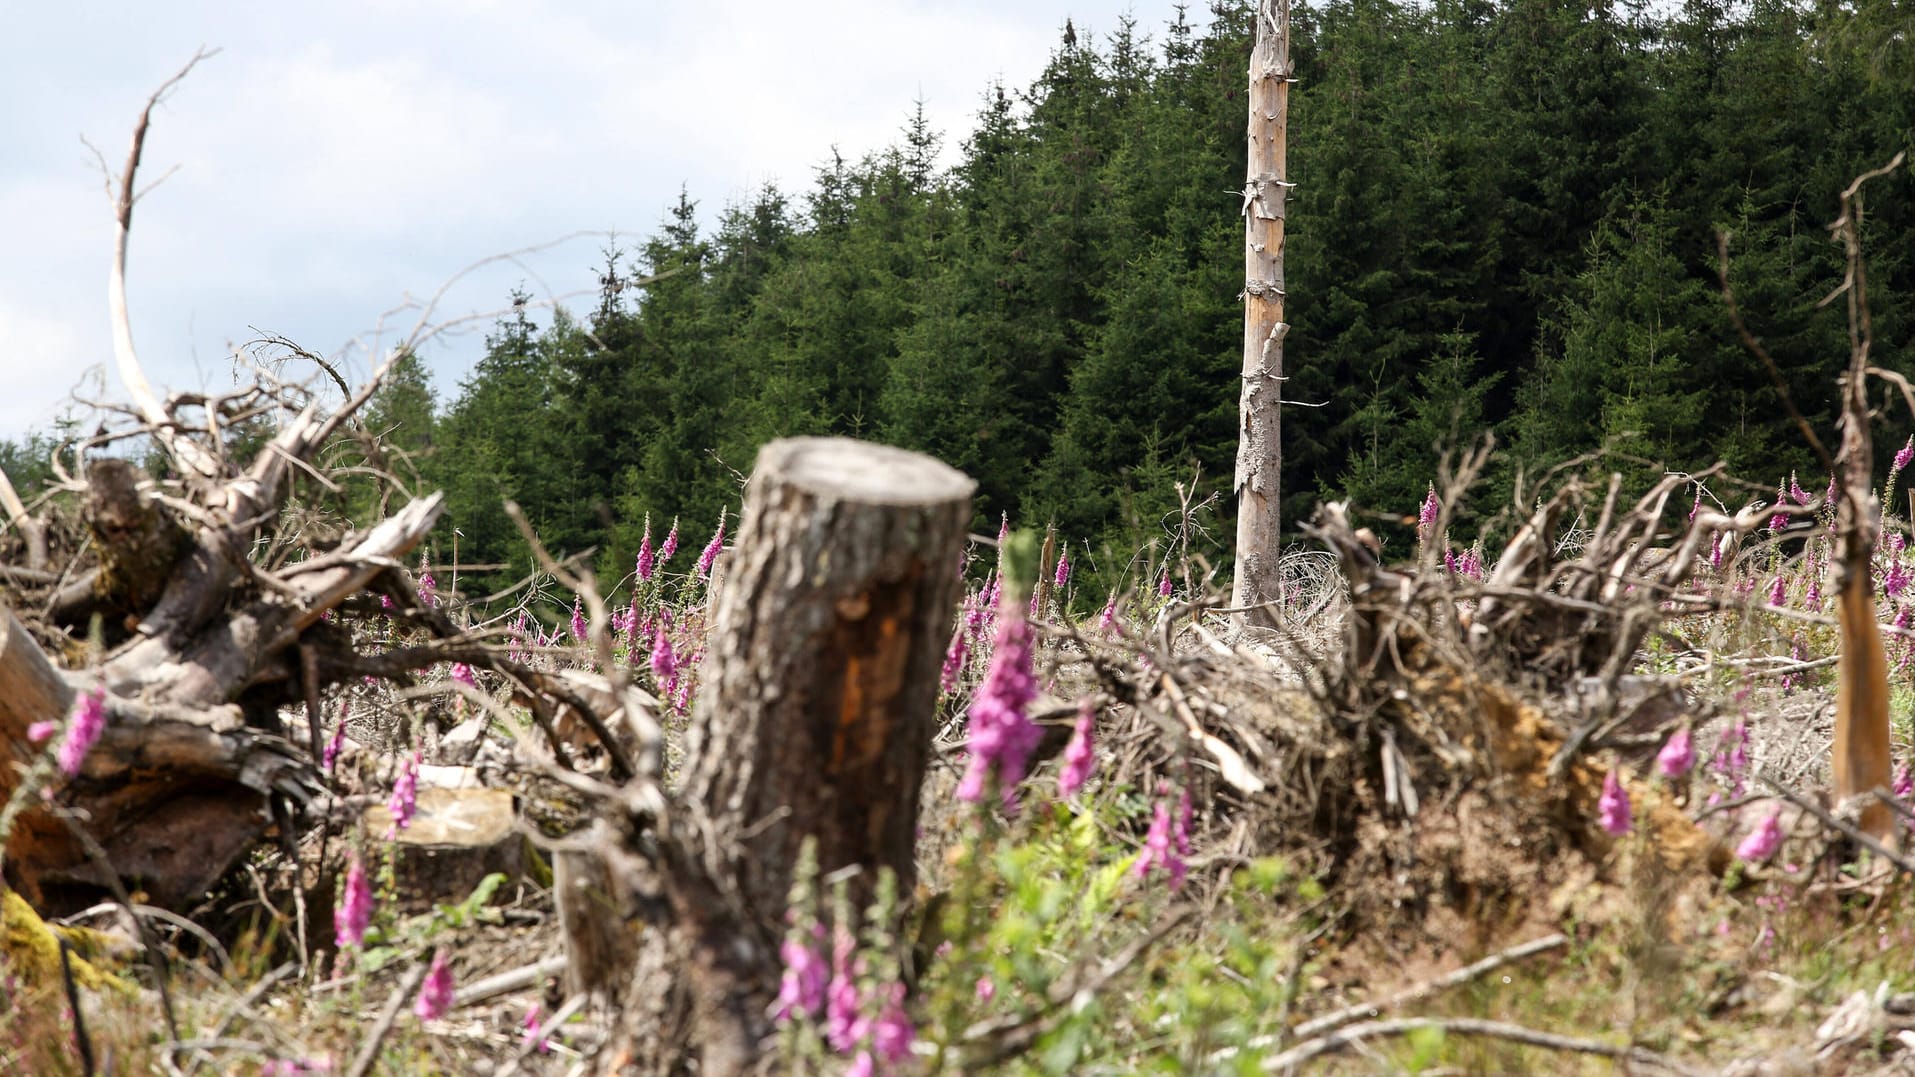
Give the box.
[754,437,976,506]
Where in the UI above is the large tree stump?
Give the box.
[615,437,974,1074]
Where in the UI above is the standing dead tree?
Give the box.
[1824,153,1906,844]
[1233,0,1294,625]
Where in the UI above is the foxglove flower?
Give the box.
[870,981,914,1064]
[1418,484,1440,536]
[335,855,373,948]
[976,976,996,1001]
[939,627,968,695]
[1897,437,1915,476]
[417,552,437,608]
[387,752,420,837]
[413,949,454,1021]
[825,924,866,1052]
[955,592,1041,805]
[1135,791,1185,890]
[57,686,107,778]
[323,703,349,772]
[1097,592,1120,636]
[1158,566,1173,598]
[845,1053,875,1077]
[1053,548,1071,588]
[696,515,726,579]
[1657,728,1694,779]
[27,721,56,743]
[773,927,828,1022]
[569,597,587,642]
[1687,488,1702,522]
[1597,769,1632,836]
[996,511,1010,547]
[659,518,680,564]
[636,518,656,582]
[1767,576,1787,607]
[522,1003,551,1053]
[449,662,476,691]
[1789,473,1810,506]
[1736,808,1785,862]
[1057,701,1095,797]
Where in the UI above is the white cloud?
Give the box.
[0,1,1191,439]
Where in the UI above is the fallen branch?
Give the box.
[344,960,429,1077]
[1260,1015,1702,1074]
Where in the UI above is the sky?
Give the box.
[0,1,1192,441]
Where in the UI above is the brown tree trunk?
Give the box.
[1829,160,1901,845]
[1233,0,1292,622]
[614,437,974,1074]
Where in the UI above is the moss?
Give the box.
[0,889,130,996]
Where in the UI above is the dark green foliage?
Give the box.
[297,0,1915,600]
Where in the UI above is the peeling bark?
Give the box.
[1233,0,1292,623]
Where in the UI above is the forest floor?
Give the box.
[7,528,1915,1076]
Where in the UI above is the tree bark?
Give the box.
[616,437,974,1074]
[1233,0,1293,623]
[1828,159,1902,845]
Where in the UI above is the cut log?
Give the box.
[609,437,974,1074]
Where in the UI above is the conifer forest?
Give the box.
[6,1,1915,1073]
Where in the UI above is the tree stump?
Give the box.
[615,437,974,1073]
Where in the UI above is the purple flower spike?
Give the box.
[940,626,968,695]
[335,855,373,948]
[636,518,656,583]
[1418,484,1440,535]
[1158,566,1173,598]
[1897,436,1915,475]
[1736,808,1785,862]
[323,703,350,772]
[955,591,1041,807]
[1053,548,1071,588]
[660,518,680,564]
[386,752,420,838]
[1657,728,1694,779]
[825,924,866,1052]
[1058,700,1096,798]
[413,950,454,1021]
[57,687,107,778]
[417,552,437,608]
[773,927,828,1022]
[570,597,587,642]
[697,522,725,579]
[1136,790,1186,890]
[1767,576,1788,607]
[1097,592,1120,636]
[1598,769,1632,836]
[871,980,914,1064]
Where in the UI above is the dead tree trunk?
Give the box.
[1828,156,1904,845]
[616,437,973,1074]
[1233,0,1292,623]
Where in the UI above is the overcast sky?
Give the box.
[0,1,1193,441]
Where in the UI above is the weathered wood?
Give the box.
[683,436,973,917]
[0,491,437,913]
[1233,0,1292,623]
[615,437,974,1074]
[1828,158,1904,845]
